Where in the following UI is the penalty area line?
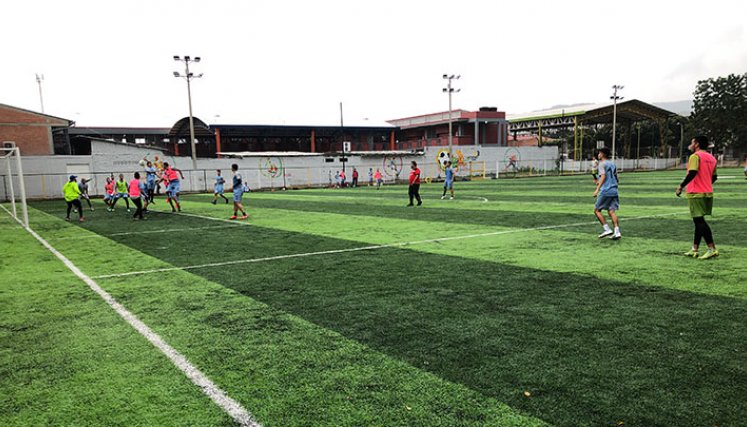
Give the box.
[0,204,261,427]
[92,211,682,280]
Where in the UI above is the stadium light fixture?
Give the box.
[610,85,624,162]
[173,55,204,170]
[443,74,462,156]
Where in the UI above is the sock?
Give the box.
[603,224,611,232]
[614,227,620,234]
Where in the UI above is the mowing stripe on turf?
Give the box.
[91,211,682,279]
[52,223,241,240]
[0,204,261,427]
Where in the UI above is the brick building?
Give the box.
[0,103,73,155]
[387,107,509,150]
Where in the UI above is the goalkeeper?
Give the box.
[63,175,85,222]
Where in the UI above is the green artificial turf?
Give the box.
[5,168,746,426]
[0,215,234,426]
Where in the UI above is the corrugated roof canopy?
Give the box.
[168,117,214,137]
[508,99,680,132]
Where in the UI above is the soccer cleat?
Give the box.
[211,200,216,205]
[406,203,414,207]
[698,249,719,260]
[127,209,131,213]
[450,196,454,200]
[79,217,85,222]
[598,230,614,238]
[229,215,238,220]
[64,217,71,221]
[240,214,248,220]
[417,201,422,206]
[683,249,699,258]
[610,232,622,240]
[90,208,95,212]
[441,196,446,199]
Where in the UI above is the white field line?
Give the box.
[92,210,682,280]
[53,224,240,240]
[0,204,260,427]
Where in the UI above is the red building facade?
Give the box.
[388,107,509,150]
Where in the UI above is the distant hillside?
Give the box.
[654,100,693,116]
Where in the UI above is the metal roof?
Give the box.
[507,99,681,132]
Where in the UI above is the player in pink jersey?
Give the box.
[129,172,145,220]
[676,135,718,259]
[104,177,115,210]
[161,162,185,212]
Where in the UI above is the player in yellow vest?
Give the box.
[62,175,85,222]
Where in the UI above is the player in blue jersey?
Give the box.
[230,164,248,220]
[212,169,229,204]
[143,159,158,204]
[593,147,621,240]
[441,161,455,200]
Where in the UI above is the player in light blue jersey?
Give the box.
[143,160,158,204]
[441,161,455,199]
[593,147,621,240]
[212,169,229,204]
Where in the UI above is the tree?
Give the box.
[691,73,747,156]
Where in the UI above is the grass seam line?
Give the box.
[92,211,682,279]
[0,204,261,427]
[52,223,241,240]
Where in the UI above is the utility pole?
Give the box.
[610,84,624,162]
[35,74,45,113]
[442,74,461,156]
[678,121,684,166]
[340,102,346,177]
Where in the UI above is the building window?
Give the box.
[425,128,437,139]
[135,138,146,144]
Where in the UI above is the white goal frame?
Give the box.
[1,146,29,228]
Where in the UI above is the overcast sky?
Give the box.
[3,0,746,127]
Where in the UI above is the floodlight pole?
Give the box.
[173,55,203,170]
[443,74,461,156]
[35,74,45,113]
[610,84,624,162]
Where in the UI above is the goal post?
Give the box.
[1,145,29,228]
[468,160,486,180]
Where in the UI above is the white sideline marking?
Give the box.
[92,211,682,279]
[0,204,261,427]
[54,224,240,240]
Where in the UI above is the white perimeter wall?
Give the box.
[9,142,668,200]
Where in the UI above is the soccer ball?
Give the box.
[437,150,451,169]
[138,159,147,167]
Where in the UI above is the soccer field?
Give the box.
[2,169,746,426]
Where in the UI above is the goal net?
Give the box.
[1,144,29,228]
